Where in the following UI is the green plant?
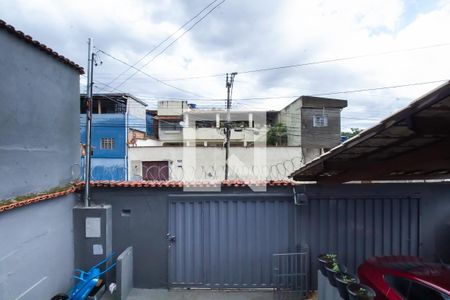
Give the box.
[267,123,287,146]
[0,183,74,206]
[336,272,358,283]
[341,128,363,139]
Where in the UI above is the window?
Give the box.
[160,121,182,131]
[313,114,328,127]
[100,138,115,150]
[385,275,449,300]
[409,282,449,300]
[385,275,410,298]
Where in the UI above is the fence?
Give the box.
[133,156,305,181]
[273,251,310,300]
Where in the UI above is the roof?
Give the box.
[75,180,295,188]
[281,96,348,110]
[0,19,84,74]
[81,93,148,106]
[290,81,450,183]
[0,180,295,213]
[153,115,184,120]
[0,185,76,213]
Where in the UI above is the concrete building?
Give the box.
[0,19,82,299]
[278,96,348,147]
[80,93,147,180]
[128,96,347,180]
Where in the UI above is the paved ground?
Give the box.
[101,288,275,300]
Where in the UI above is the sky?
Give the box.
[1,0,449,131]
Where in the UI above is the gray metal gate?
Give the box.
[273,251,309,300]
[168,194,294,288]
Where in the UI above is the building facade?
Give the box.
[128,96,347,180]
[80,93,147,180]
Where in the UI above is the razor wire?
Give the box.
[132,156,306,181]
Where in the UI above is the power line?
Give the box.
[160,42,450,81]
[97,49,205,98]
[111,0,226,90]
[96,0,221,92]
[83,74,448,106]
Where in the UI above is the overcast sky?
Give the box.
[1,0,449,130]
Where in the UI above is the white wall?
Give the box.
[128,146,319,180]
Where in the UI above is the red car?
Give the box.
[357,256,450,300]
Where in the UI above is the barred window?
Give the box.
[101,138,115,150]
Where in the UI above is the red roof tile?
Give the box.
[0,19,84,74]
[0,186,76,213]
[75,180,295,188]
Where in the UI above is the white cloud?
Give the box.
[1,0,449,131]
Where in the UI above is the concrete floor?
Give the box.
[102,288,275,300]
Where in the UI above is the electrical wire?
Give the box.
[111,0,226,90]
[160,42,450,81]
[96,0,221,92]
[97,49,205,98]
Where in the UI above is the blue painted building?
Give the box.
[80,93,147,180]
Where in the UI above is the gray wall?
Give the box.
[0,29,80,200]
[90,188,172,288]
[0,194,76,299]
[300,107,342,149]
[88,183,450,290]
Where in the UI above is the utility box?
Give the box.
[73,205,113,284]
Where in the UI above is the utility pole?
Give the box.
[83,38,94,207]
[224,72,237,180]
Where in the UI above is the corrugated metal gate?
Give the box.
[299,195,421,288]
[167,193,421,290]
[168,194,294,288]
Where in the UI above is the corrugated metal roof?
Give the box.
[290,81,450,183]
[0,19,84,74]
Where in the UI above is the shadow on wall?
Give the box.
[435,221,450,263]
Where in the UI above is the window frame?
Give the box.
[100,137,115,150]
[313,114,329,127]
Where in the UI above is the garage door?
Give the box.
[168,194,294,288]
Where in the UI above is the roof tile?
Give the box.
[0,19,84,74]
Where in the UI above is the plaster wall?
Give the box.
[0,194,77,299]
[0,30,80,199]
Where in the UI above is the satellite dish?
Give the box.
[179,121,185,127]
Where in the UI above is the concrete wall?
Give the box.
[89,188,172,288]
[279,99,302,146]
[0,194,77,299]
[300,107,342,148]
[0,29,80,200]
[87,183,450,289]
[278,97,345,148]
[157,101,187,116]
[127,98,146,133]
[128,146,309,180]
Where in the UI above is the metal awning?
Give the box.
[290,81,450,183]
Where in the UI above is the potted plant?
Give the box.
[317,254,337,276]
[325,260,340,287]
[335,272,359,300]
[347,283,376,300]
